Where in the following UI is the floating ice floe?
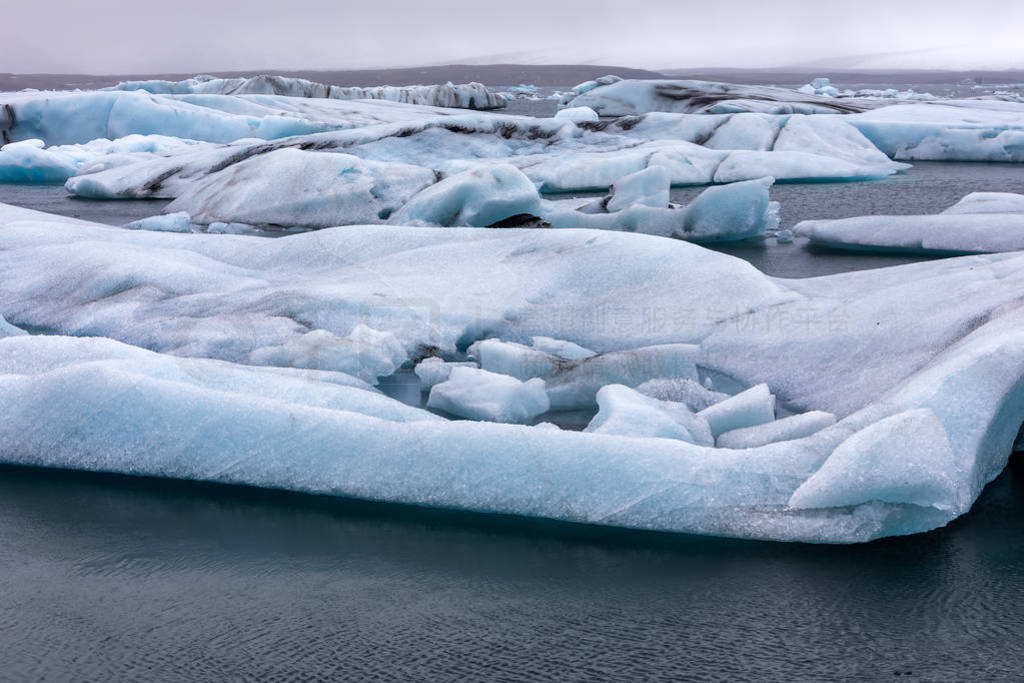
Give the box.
[4,205,1024,542]
[847,101,1024,162]
[0,89,461,147]
[795,191,1024,254]
[563,79,875,116]
[542,176,780,242]
[106,74,506,110]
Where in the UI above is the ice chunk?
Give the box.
[546,344,700,410]
[530,336,596,360]
[123,212,194,233]
[849,102,1024,162]
[677,177,779,242]
[167,149,435,228]
[584,384,713,445]
[794,212,1024,255]
[207,221,253,234]
[606,166,670,212]
[697,384,776,437]
[942,191,1024,215]
[554,106,600,122]
[634,378,728,412]
[468,339,559,380]
[248,325,407,384]
[717,411,836,449]
[389,165,541,227]
[0,315,27,337]
[0,139,77,183]
[413,357,477,391]
[543,177,779,243]
[789,409,966,511]
[427,367,549,423]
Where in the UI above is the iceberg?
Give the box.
[563,79,874,116]
[389,165,541,228]
[794,192,1024,254]
[0,89,461,147]
[165,148,436,228]
[847,101,1024,162]
[5,204,1024,543]
[542,176,780,242]
[106,74,506,110]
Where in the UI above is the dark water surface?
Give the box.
[1,461,1023,682]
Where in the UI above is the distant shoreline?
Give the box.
[1,64,1022,92]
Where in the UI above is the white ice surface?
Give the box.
[5,206,1024,542]
[584,384,713,446]
[106,75,506,110]
[697,384,776,437]
[426,367,549,423]
[795,193,1024,254]
[717,411,837,449]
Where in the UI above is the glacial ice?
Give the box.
[389,165,541,228]
[167,149,436,228]
[603,166,671,212]
[468,339,560,381]
[634,378,728,412]
[847,101,1024,162]
[554,106,600,122]
[697,384,776,437]
[123,212,194,233]
[717,411,837,449]
[545,344,701,410]
[106,75,506,110]
[795,192,1024,254]
[584,384,714,446]
[542,176,780,242]
[4,205,1024,542]
[414,357,477,391]
[248,325,408,384]
[0,89,460,147]
[426,367,550,424]
[564,79,874,116]
[942,191,1024,215]
[529,336,596,360]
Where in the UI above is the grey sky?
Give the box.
[3,0,1022,74]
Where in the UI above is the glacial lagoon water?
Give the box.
[2,162,1024,680]
[1,460,1024,681]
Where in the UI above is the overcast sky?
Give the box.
[4,0,1022,74]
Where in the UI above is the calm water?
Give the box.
[1,460,1023,681]
[2,155,1024,681]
